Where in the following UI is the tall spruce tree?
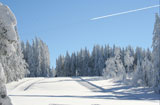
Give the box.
[152,14,160,93]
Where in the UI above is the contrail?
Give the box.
[91,5,160,20]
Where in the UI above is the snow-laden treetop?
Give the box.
[0,2,17,42]
[0,2,17,26]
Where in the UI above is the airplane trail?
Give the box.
[91,5,160,20]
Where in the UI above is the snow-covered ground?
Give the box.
[6,77,160,105]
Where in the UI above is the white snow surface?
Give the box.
[6,77,160,105]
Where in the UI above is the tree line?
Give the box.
[55,44,151,78]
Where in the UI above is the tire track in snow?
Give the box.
[10,78,46,92]
[8,79,38,94]
[23,78,46,91]
[12,79,31,90]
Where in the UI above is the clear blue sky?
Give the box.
[1,0,159,67]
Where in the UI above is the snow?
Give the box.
[6,77,160,105]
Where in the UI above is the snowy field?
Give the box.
[6,77,160,105]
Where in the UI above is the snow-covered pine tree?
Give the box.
[76,50,83,76]
[103,47,125,80]
[64,52,71,76]
[91,45,105,76]
[141,56,153,87]
[70,53,77,76]
[131,54,153,87]
[103,45,110,62]
[82,48,90,76]
[131,60,143,86]
[152,13,160,93]
[124,48,134,77]
[39,39,50,77]
[0,3,28,82]
[56,55,65,76]
[0,2,28,105]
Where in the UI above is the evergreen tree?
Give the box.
[103,47,125,80]
[152,14,160,93]
[0,2,28,104]
[124,48,134,76]
[56,55,65,76]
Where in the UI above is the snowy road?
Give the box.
[6,77,160,105]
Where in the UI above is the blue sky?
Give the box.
[1,0,159,67]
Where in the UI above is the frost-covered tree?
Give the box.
[103,57,117,78]
[56,56,62,76]
[91,45,105,76]
[103,47,125,80]
[70,53,77,76]
[82,48,90,76]
[131,56,153,87]
[0,3,28,83]
[39,39,50,77]
[64,52,71,76]
[56,55,65,76]
[0,2,27,105]
[76,50,83,76]
[124,48,134,76]
[131,61,143,86]
[141,56,154,87]
[103,45,110,61]
[152,14,160,93]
